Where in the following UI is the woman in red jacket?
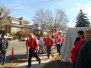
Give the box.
[70,30,85,68]
[70,39,86,68]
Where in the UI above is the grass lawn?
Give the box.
[43,55,72,68]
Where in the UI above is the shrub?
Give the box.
[12,34,18,40]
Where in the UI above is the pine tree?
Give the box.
[75,10,90,27]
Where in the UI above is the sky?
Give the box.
[0,0,91,27]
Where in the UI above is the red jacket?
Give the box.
[71,39,86,63]
[26,38,39,51]
[61,37,64,43]
[44,37,54,46]
[56,37,62,44]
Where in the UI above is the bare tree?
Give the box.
[0,6,10,26]
[55,9,69,31]
[33,9,54,31]
[33,9,68,34]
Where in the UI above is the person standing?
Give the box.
[74,30,84,45]
[55,34,62,55]
[0,34,8,65]
[70,30,85,68]
[75,29,91,68]
[70,39,86,68]
[38,36,45,54]
[26,33,41,67]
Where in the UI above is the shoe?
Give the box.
[39,59,41,64]
[1,62,5,65]
[51,54,54,57]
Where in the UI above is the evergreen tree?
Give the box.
[75,10,90,27]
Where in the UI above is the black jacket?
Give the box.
[0,38,8,51]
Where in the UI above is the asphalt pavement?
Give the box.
[7,40,57,68]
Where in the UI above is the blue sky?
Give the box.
[0,0,91,27]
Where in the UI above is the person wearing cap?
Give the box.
[0,34,8,65]
[26,33,41,67]
[75,29,91,68]
[70,30,86,68]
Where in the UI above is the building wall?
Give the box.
[10,27,21,33]
[0,16,31,34]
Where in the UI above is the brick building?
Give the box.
[0,16,31,34]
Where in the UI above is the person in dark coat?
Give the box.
[75,29,91,68]
[0,34,8,65]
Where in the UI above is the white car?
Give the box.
[6,35,13,40]
[0,34,13,40]
[21,37,28,41]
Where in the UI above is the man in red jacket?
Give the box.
[26,33,41,67]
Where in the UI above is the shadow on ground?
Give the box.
[14,63,46,68]
[6,54,27,62]
[43,60,72,68]
[0,54,27,68]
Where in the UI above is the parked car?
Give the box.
[0,34,13,40]
[21,37,28,41]
[6,35,13,40]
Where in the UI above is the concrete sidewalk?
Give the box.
[14,52,57,68]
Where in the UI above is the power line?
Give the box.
[11,0,62,13]
[23,0,62,9]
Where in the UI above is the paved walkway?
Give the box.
[14,50,57,68]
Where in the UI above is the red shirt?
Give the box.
[56,37,62,44]
[26,38,39,51]
[71,39,86,63]
[44,37,54,46]
[61,37,64,43]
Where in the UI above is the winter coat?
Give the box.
[75,39,91,68]
[71,39,86,63]
[26,38,39,51]
[0,38,8,51]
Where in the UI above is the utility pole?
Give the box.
[55,19,56,32]
[0,8,4,18]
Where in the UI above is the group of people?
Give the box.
[70,29,91,68]
[1,29,91,68]
[26,32,64,68]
